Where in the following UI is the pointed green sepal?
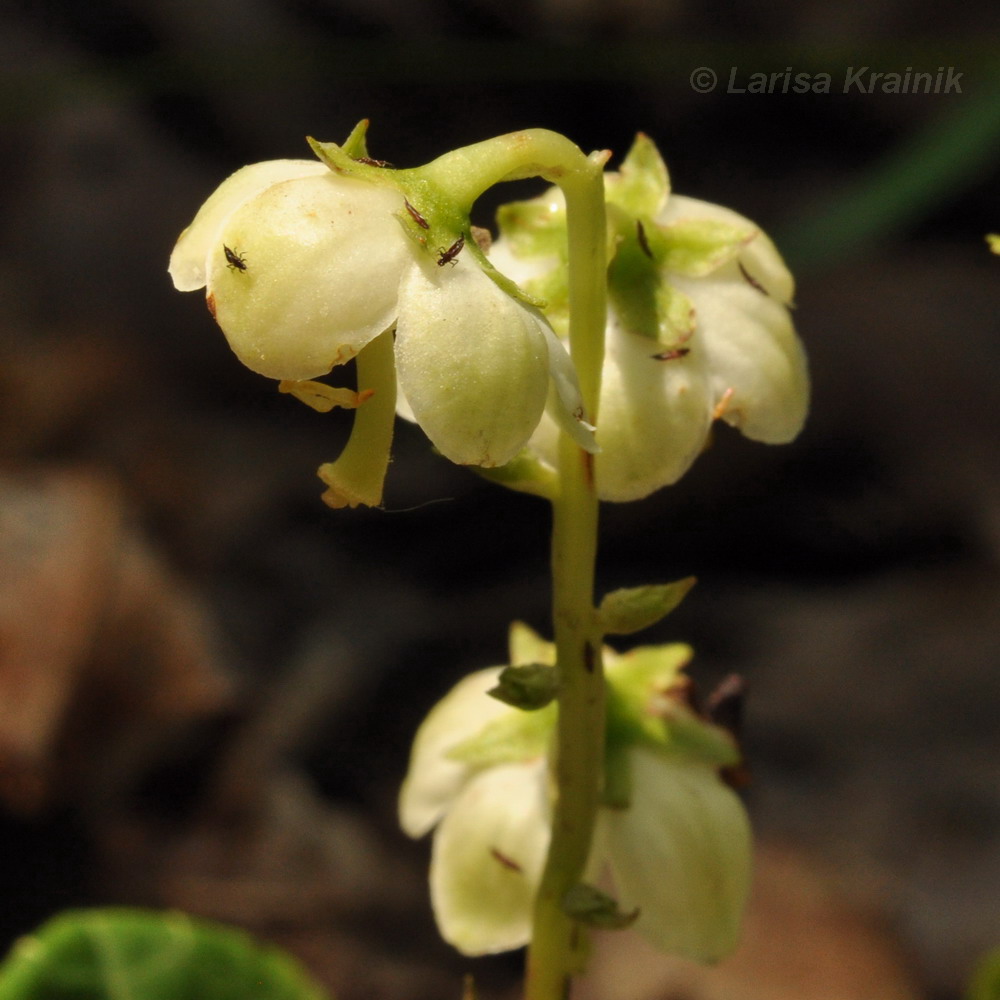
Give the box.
[643,216,756,277]
[562,884,640,930]
[598,578,696,635]
[446,701,556,768]
[607,223,696,345]
[508,621,557,668]
[307,135,362,176]
[488,663,559,711]
[496,197,567,258]
[602,745,633,809]
[605,133,670,218]
[340,118,371,159]
[605,643,742,766]
[473,450,558,499]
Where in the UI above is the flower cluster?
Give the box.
[488,134,809,501]
[399,624,752,961]
[168,126,595,506]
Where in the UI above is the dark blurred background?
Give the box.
[0,2,998,999]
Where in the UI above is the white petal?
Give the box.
[674,268,809,443]
[430,760,550,955]
[539,323,598,453]
[395,259,551,467]
[594,314,713,500]
[599,749,752,963]
[398,668,509,838]
[394,381,417,425]
[168,160,328,292]
[209,173,414,380]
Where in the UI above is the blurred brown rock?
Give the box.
[0,465,231,814]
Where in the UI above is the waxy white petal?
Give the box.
[168,160,329,292]
[395,259,551,467]
[592,315,713,500]
[430,760,550,955]
[209,173,412,381]
[674,267,809,443]
[599,749,752,963]
[539,323,598,454]
[398,668,508,838]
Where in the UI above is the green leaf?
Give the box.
[599,578,696,635]
[488,663,559,710]
[967,946,1000,1000]
[0,908,330,1000]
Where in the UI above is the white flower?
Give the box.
[168,155,594,470]
[399,626,752,962]
[489,134,809,500]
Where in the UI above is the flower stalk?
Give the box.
[525,153,608,1000]
[171,122,805,999]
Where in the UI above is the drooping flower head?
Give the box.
[488,134,809,501]
[399,623,752,962]
[168,121,595,507]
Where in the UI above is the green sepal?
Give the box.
[562,884,639,931]
[607,228,659,340]
[987,234,1000,255]
[605,644,741,767]
[608,223,696,345]
[496,197,567,259]
[602,744,632,809]
[340,118,371,159]
[446,701,556,769]
[605,133,670,219]
[488,663,559,711]
[473,450,558,500]
[508,621,557,668]
[598,578,696,635]
[642,216,756,277]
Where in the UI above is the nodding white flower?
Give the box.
[168,141,595,491]
[399,625,752,962]
[488,134,809,501]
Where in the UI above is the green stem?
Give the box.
[426,127,610,998]
[421,129,608,217]
[525,158,608,1000]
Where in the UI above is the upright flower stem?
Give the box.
[526,165,608,1000]
[426,130,609,999]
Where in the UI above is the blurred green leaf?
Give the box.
[0,908,331,1000]
[967,946,1000,1000]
